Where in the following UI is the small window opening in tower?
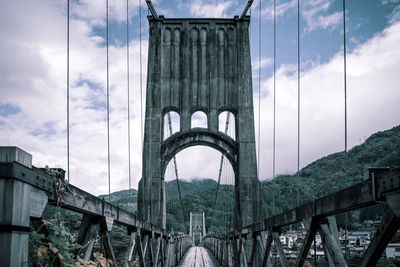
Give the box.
[219,111,235,140]
[164,111,180,140]
[191,111,207,128]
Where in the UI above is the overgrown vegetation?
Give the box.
[29,180,116,266]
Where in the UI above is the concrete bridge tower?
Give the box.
[189,212,207,244]
[138,15,261,230]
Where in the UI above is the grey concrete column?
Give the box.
[0,179,31,267]
[139,18,165,229]
[235,19,261,228]
[0,147,47,267]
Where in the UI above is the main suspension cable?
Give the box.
[66,0,70,183]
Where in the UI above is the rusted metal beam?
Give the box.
[136,229,145,267]
[249,234,258,266]
[262,232,273,267]
[271,231,289,267]
[296,219,317,267]
[123,231,137,267]
[240,237,249,267]
[152,236,161,266]
[77,222,100,261]
[359,192,400,267]
[102,231,116,262]
[319,222,347,266]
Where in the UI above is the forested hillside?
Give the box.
[35,126,399,262]
[262,125,400,219]
[107,125,400,233]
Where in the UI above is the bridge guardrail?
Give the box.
[0,147,193,267]
[202,167,400,267]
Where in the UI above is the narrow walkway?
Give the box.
[178,246,220,267]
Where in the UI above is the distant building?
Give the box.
[350,232,371,240]
[349,246,367,254]
[309,250,325,259]
[280,235,286,246]
[347,231,371,249]
[363,220,381,229]
[386,243,400,259]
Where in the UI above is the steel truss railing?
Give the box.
[203,167,400,267]
[0,147,193,267]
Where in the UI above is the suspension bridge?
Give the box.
[0,0,399,266]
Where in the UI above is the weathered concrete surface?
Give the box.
[138,15,261,230]
[178,246,220,267]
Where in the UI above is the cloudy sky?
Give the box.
[1,0,399,196]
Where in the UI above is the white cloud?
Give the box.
[0,0,148,196]
[254,21,400,178]
[388,5,400,24]
[72,0,141,26]
[301,0,342,32]
[1,0,399,196]
[261,0,297,20]
[252,56,274,73]
[189,0,235,18]
[260,0,342,33]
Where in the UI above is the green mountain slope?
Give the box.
[165,178,218,200]
[99,189,137,213]
[108,125,400,232]
[262,125,400,215]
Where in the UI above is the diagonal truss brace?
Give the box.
[360,192,400,267]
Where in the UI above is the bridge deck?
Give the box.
[178,246,220,267]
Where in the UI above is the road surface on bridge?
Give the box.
[178,246,220,267]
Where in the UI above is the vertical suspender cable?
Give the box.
[272,0,276,216]
[343,0,348,259]
[210,113,230,229]
[273,0,276,181]
[106,0,111,201]
[167,113,184,227]
[126,0,132,204]
[343,0,348,176]
[297,0,300,174]
[139,0,145,220]
[67,0,70,183]
[296,0,301,218]
[257,0,261,178]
